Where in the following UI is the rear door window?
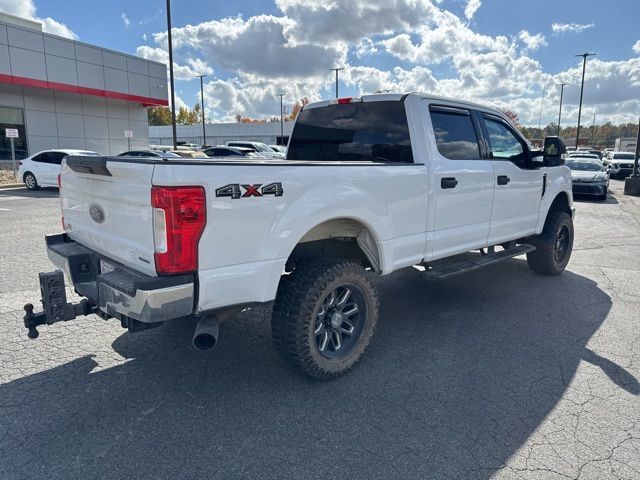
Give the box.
[287,101,414,163]
[49,152,66,165]
[429,107,481,160]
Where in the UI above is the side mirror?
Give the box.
[543,136,567,167]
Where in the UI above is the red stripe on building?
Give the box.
[0,73,169,107]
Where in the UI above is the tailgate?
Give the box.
[60,156,157,276]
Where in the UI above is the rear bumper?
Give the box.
[46,234,195,323]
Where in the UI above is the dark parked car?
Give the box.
[117,150,181,158]
[203,146,261,158]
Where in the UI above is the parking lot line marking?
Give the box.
[0,207,11,211]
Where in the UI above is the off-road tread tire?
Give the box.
[271,258,379,380]
[526,211,573,276]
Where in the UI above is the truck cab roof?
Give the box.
[303,92,505,118]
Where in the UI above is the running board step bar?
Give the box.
[422,244,535,280]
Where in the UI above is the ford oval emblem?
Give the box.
[89,203,105,224]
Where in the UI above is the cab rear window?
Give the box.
[287,101,414,163]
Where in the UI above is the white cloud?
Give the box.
[0,0,35,18]
[121,12,130,28]
[152,15,344,78]
[276,0,439,46]
[464,0,481,21]
[518,30,547,51]
[355,38,378,58]
[633,40,640,54]
[0,0,78,39]
[142,33,148,42]
[136,46,213,81]
[551,22,594,34]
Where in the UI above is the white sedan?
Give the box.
[17,149,100,190]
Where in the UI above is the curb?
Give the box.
[0,183,24,190]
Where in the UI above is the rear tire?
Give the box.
[526,211,574,275]
[271,258,379,380]
[24,172,39,191]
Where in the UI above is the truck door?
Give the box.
[427,104,495,260]
[479,114,543,244]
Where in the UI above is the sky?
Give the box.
[1,0,640,126]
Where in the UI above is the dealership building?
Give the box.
[0,12,167,160]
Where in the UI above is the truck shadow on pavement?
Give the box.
[0,260,633,479]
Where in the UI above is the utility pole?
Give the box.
[197,74,207,147]
[575,52,596,149]
[634,117,640,177]
[166,0,177,149]
[277,93,285,146]
[330,67,344,98]
[557,82,569,136]
[538,84,545,131]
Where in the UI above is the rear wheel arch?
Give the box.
[284,218,384,273]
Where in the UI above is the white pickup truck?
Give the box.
[24,93,574,379]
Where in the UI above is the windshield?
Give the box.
[287,101,413,163]
[252,143,272,152]
[566,160,602,172]
[613,153,635,160]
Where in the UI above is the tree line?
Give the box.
[503,110,638,147]
[148,98,310,126]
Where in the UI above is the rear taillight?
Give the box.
[57,173,61,188]
[151,186,206,275]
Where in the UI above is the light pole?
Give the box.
[330,67,344,98]
[277,93,285,146]
[197,74,207,147]
[557,82,569,136]
[575,52,595,149]
[166,0,177,150]
[590,107,596,146]
[538,84,545,131]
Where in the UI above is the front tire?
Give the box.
[271,258,379,380]
[526,211,574,275]
[598,188,608,201]
[24,172,39,191]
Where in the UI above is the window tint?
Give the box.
[287,101,413,163]
[49,152,66,165]
[429,108,480,160]
[32,152,48,163]
[484,118,524,160]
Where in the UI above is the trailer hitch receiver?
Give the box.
[23,270,99,339]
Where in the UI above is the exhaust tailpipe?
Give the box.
[193,316,220,351]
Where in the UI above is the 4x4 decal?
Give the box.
[215,183,284,199]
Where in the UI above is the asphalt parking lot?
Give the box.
[1,180,639,480]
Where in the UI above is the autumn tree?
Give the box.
[148,106,172,126]
[235,98,310,123]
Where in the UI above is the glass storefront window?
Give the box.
[0,106,28,160]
